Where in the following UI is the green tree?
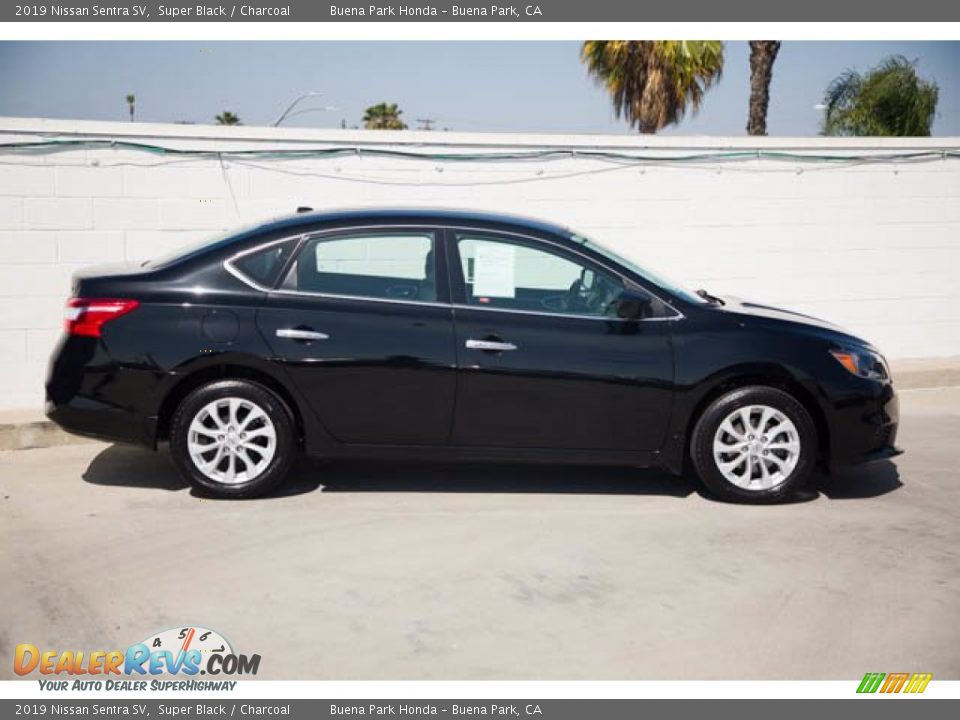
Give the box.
[125,93,135,122]
[581,41,724,133]
[747,41,781,135]
[821,56,939,136]
[363,103,407,130]
[215,111,242,126]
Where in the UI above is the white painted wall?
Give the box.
[1,117,958,411]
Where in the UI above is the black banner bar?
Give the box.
[5,0,960,22]
[1,700,959,720]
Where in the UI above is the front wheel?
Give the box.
[170,379,298,499]
[690,385,817,503]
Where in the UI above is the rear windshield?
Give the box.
[144,221,265,268]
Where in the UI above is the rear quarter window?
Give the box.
[229,239,299,289]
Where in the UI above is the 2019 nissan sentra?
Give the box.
[45,208,900,502]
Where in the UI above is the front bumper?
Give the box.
[825,379,901,467]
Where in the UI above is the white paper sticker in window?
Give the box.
[473,242,516,298]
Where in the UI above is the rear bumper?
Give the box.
[44,334,158,447]
[44,396,155,446]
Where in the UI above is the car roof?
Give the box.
[250,207,573,238]
[148,208,584,271]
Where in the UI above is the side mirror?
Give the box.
[615,290,652,320]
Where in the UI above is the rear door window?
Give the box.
[283,231,438,303]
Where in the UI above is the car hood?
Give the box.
[719,296,875,349]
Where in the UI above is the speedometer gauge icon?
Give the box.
[140,626,234,658]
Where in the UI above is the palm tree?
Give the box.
[747,41,781,135]
[215,111,241,126]
[363,103,407,130]
[821,56,939,136]
[581,41,724,133]
[125,94,135,122]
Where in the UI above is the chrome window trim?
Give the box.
[222,222,685,322]
[271,287,450,309]
[451,303,683,323]
[223,234,306,293]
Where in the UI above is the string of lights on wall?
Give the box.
[3,137,958,163]
[1,137,957,188]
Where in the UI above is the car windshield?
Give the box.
[570,232,710,305]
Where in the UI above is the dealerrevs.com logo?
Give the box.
[14,626,260,690]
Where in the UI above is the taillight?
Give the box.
[64,298,140,337]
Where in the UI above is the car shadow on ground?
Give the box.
[80,444,903,502]
[316,458,692,497]
[80,444,694,498]
[816,460,903,499]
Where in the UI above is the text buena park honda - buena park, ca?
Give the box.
[330,5,544,17]
[331,705,543,716]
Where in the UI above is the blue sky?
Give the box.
[0,41,957,136]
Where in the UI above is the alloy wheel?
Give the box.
[187,397,277,485]
[712,404,801,491]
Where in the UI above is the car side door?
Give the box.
[253,226,457,446]
[446,228,675,452]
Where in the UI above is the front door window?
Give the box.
[457,234,624,317]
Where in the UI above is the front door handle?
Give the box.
[465,339,517,352]
[276,328,330,342]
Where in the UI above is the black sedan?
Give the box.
[46,208,900,502]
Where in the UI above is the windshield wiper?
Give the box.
[697,288,725,306]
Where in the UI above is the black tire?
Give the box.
[690,385,817,503]
[169,379,298,499]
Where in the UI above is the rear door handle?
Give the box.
[276,328,330,341]
[465,339,517,352]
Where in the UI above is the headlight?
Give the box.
[829,348,889,381]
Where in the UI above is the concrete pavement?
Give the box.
[1,388,959,680]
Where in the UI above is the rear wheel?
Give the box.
[170,379,298,498]
[690,385,817,503]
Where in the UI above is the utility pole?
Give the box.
[416,117,436,131]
